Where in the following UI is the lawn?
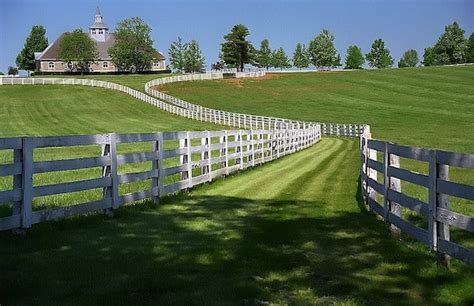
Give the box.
[0,69,473,305]
[159,65,474,153]
[0,84,217,137]
[1,138,473,306]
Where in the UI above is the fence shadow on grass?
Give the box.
[1,195,473,306]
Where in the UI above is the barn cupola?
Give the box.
[89,7,108,42]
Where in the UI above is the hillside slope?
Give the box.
[160,66,474,152]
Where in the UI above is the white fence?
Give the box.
[360,126,474,266]
[1,73,472,266]
[0,128,320,230]
[143,73,365,135]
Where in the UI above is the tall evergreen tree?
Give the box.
[398,49,419,68]
[292,43,310,69]
[308,29,339,70]
[366,39,394,68]
[271,47,291,70]
[168,37,187,73]
[221,24,253,72]
[256,39,272,70]
[344,45,365,69]
[16,25,48,75]
[58,29,98,73]
[184,40,205,73]
[108,17,155,72]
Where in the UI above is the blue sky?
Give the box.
[1,0,473,73]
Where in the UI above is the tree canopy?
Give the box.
[255,39,272,70]
[221,24,253,72]
[168,37,186,73]
[344,45,365,69]
[271,47,291,70]
[308,29,339,70]
[292,43,310,70]
[58,29,98,72]
[108,17,155,72]
[398,49,419,68]
[423,22,468,66]
[467,33,474,63]
[184,40,205,73]
[16,25,48,75]
[366,39,394,69]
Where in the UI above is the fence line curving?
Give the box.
[0,73,472,267]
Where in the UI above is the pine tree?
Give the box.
[256,39,272,70]
[168,37,186,73]
[292,43,310,70]
[366,39,394,69]
[221,24,253,72]
[271,47,291,70]
[184,40,205,73]
[344,45,365,69]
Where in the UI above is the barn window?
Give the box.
[103,61,108,68]
[48,62,55,69]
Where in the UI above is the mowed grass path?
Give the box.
[160,66,474,152]
[2,138,473,306]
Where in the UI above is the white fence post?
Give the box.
[20,137,33,229]
[152,132,163,205]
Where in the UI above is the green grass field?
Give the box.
[2,138,473,306]
[1,67,473,305]
[160,66,474,153]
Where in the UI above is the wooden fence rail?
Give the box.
[360,127,474,266]
[0,127,320,231]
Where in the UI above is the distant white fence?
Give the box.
[360,126,474,266]
[0,128,320,230]
[144,73,365,135]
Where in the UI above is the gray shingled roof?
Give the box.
[38,32,165,61]
[90,7,108,29]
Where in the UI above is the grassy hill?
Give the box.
[159,66,474,152]
[0,85,218,137]
[0,70,473,305]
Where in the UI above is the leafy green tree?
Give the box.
[58,29,98,72]
[398,49,419,68]
[366,39,394,68]
[423,47,438,66]
[255,39,272,70]
[344,45,365,69]
[184,40,205,73]
[221,24,254,71]
[109,17,155,72]
[333,54,341,67]
[271,47,291,70]
[464,33,474,63]
[308,29,339,69]
[292,43,310,69]
[168,37,187,73]
[432,22,467,65]
[7,66,18,75]
[16,25,48,75]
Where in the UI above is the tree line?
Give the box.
[12,19,474,75]
[167,21,474,73]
